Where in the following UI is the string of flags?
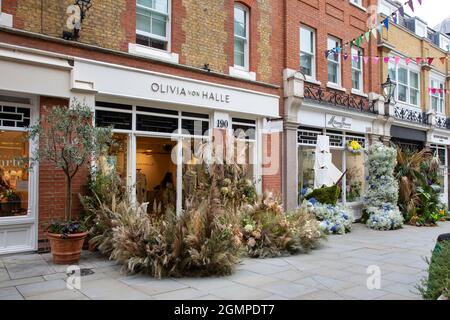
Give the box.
[428,88,448,95]
[339,54,447,66]
[325,0,428,60]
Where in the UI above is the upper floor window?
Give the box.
[350,0,363,6]
[388,62,420,106]
[431,79,445,114]
[136,0,170,51]
[327,37,341,86]
[300,26,316,79]
[351,47,363,92]
[234,4,249,70]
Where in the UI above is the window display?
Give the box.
[0,131,29,217]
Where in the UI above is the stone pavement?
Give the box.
[1,222,449,300]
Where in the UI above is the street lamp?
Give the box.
[75,0,92,24]
[381,75,396,105]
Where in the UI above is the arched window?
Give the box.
[234,4,249,70]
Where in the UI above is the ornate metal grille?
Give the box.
[394,106,428,125]
[303,83,375,113]
[436,116,450,130]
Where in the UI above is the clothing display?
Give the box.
[136,170,148,203]
[314,135,342,189]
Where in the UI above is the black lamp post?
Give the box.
[75,0,92,24]
[381,75,396,105]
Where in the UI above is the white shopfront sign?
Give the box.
[325,114,353,130]
[73,60,279,118]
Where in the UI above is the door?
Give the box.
[0,95,37,254]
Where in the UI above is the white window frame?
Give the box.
[136,0,171,52]
[233,3,250,71]
[388,61,421,107]
[430,77,445,115]
[351,47,363,93]
[327,36,342,87]
[300,25,316,81]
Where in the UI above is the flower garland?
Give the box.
[304,199,354,235]
[363,142,404,230]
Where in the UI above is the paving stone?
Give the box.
[0,287,24,300]
[119,275,188,295]
[17,279,67,298]
[0,276,44,289]
[256,280,317,299]
[295,289,346,300]
[193,294,223,300]
[270,270,314,282]
[339,286,390,300]
[79,278,150,300]
[209,284,273,300]
[29,289,89,300]
[382,282,421,298]
[0,268,10,281]
[175,277,235,291]
[237,262,293,275]
[151,287,205,300]
[227,270,279,287]
[5,259,54,280]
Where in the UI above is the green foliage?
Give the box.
[241,194,324,258]
[305,185,341,205]
[418,241,450,300]
[28,100,114,226]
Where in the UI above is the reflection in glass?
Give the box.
[0,131,29,217]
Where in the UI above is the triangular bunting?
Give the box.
[392,13,398,24]
[399,6,404,17]
[407,0,414,12]
[417,0,422,5]
[394,56,401,65]
[440,57,446,64]
[344,53,349,60]
[365,31,370,42]
[384,57,390,64]
[405,57,411,65]
[427,57,434,65]
[416,57,422,65]
[371,28,378,39]
[363,56,370,64]
[383,18,389,30]
[372,57,380,64]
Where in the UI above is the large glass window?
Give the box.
[389,62,420,106]
[327,37,341,85]
[431,79,445,114]
[136,0,170,50]
[234,4,249,70]
[300,26,315,78]
[0,131,29,217]
[351,47,363,91]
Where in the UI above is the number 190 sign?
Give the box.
[216,119,229,129]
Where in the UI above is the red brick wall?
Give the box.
[284,0,380,94]
[37,97,88,244]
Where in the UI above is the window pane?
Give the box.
[388,64,396,81]
[410,88,418,105]
[398,84,407,102]
[234,6,246,25]
[234,52,245,67]
[0,131,29,218]
[298,147,315,197]
[234,37,245,54]
[300,53,312,76]
[432,96,438,110]
[352,70,361,90]
[136,7,151,33]
[153,0,168,13]
[328,61,338,83]
[300,27,313,53]
[398,68,407,84]
[235,22,246,38]
[137,0,152,8]
[151,13,167,37]
[410,71,419,88]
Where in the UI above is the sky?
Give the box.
[403,0,450,29]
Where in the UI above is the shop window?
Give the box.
[95,110,132,130]
[181,112,210,136]
[234,4,249,70]
[136,113,178,133]
[431,79,445,114]
[327,37,341,86]
[0,105,31,128]
[136,0,170,51]
[298,147,315,192]
[431,145,447,195]
[351,47,363,92]
[345,149,365,202]
[0,131,29,218]
[232,118,256,140]
[300,25,316,78]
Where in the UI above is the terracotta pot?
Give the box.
[47,232,88,265]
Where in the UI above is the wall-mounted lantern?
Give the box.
[62,0,92,41]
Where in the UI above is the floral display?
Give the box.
[305,199,354,235]
[363,142,404,230]
[347,140,363,155]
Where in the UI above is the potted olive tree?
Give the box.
[29,101,113,264]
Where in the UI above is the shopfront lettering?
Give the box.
[151,82,230,104]
[326,114,352,130]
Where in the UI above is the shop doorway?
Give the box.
[135,136,177,215]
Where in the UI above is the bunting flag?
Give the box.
[392,13,398,24]
[427,57,434,65]
[440,57,446,64]
[384,57,390,63]
[363,56,370,64]
[365,31,370,42]
[405,57,411,65]
[399,6,404,17]
[417,0,422,5]
[344,53,349,60]
[383,18,389,30]
[428,88,448,95]
[394,56,401,65]
[416,57,423,65]
[372,56,380,64]
[371,28,378,39]
[407,0,414,12]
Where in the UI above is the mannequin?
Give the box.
[136,169,148,203]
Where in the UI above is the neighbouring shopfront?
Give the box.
[296,105,375,219]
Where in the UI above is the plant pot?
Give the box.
[47,232,88,265]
